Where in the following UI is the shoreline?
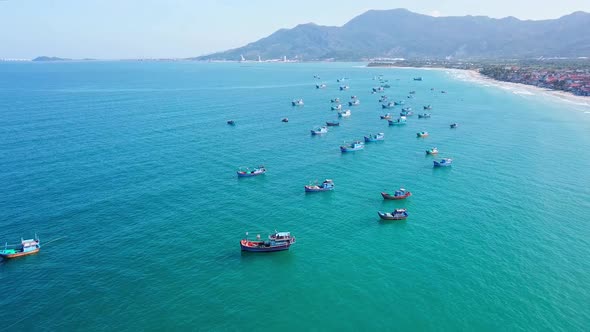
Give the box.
[371,65,590,109]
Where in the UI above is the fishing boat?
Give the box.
[380,113,392,120]
[433,158,452,167]
[227,120,235,126]
[423,105,432,110]
[417,131,429,138]
[401,107,412,112]
[338,110,351,117]
[337,78,346,82]
[394,101,405,106]
[377,209,409,220]
[426,147,439,155]
[331,104,342,111]
[409,91,416,94]
[382,102,395,109]
[311,126,328,135]
[350,95,357,99]
[0,235,40,259]
[414,77,423,81]
[364,133,385,142]
[400,110,414,116]
[316,83,327,89]
[381,188,412,200]
[382,84,391,88]
[237,166,266,177]
[326,120,340,126]
[450,123,458,128]
[372,87,385,93]
[349,99,360,106]
[292,99,304,106]
[379,96,388,103]
[281,118,289,123]
[331,98,341,103]
[441,90,447,94]
[340,141,364,152]
[305,179,335,192]
[418,113,431,118]
[339,85,350,91]
[240,232,295,252]
[388,116,407,125]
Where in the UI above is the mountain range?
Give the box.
[195,9,590,61]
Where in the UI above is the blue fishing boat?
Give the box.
[311,126,328,135]
[349,99,360,106]
[338,110,351,117]
[380,113,392,120]
[388,116,407,125]
[372,87,385,93]
[305,179,335,192]
[414,77,423,81]
[424,105,432,110]
[316,83,327,89]
[240,232,295,252]
[364,133,385,142]
[382,102,395,109]
[400,110,414,116]
[426,147,439,155]
[0,235,40,259]
[433,158,453,167]
[450,123,458,128]
[339,85,350,91]
[378,209,409,220]
[326,120,340,126]
[237,166,266,177]
[394,101,405,106]
[331,98,340,103]
[401,107,412,112]
[281,118,289,123]
[227,120,235,126]
[418,113,431,118]
[292,99,304,106]
[340,141,364,152]
[331,104,342,111]
[381,188,412,200]
[417,131,429,138]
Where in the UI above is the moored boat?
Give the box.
[340,141,364,152]
[338,109,351,117]
[418,113,431,118]
[381,188,412,200]
[305,179,335,192]
[240,232,295,252]
[227,120,235,126]
[433,158,453,167]
[417,131,429,138]
[316,83,327,89]
[394,101,405,106]
[349,99,360,106]
[364,133,385,142]
[426,147,439,155]
[379,96,388,103]
[450,123,458,128]
[388,116,407,125]
[400,110,414,116]
[372,87,385,93]
[268,231,295,242]
[237,166,266,177]
[413,77,423,81]
[380,113,392,120]
[339,85,350,91]
[331,98,340,103]
[0,235,40,259]
[382,102,395,109]
[326,120,340,126]
[378,209,409,220]
[292,99,304,106]
[423,105,432,110]
[311,126,328,135]
[409,91,416,94]
[281,118,289,123]
[331,104,342,111]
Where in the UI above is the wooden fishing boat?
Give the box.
[340,141,364,152]
[418,113,431,118]
[450,123,458,128]
[364,133,385,142]
[426,147,439,155]
[326,121,340,126]
[380,113,392,120]
[378,209,409,220]
[433,158,453,167]
[0,235,40,259]
[381,188,411,200]
[305,179,335,192]
[240,232,295,252]
[417,131,429,138]
[388,116,407,125]
[281,118,289,123]
[237,166,266,177]
[292,99,304,106]
[227,120,235,126]
[311,126,328,135]
[349,99,360,106]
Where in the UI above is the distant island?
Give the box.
[32,56,72,62]
[195,9,590,62]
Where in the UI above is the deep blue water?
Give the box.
[1,61,589,331]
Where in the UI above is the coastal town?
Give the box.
[368,59,590,96]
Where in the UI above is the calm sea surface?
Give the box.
[1,62,589,331]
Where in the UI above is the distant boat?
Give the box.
[331,98,340,103]
[305,179,335,192]
[380,113,392,120]
[400,110,414,116]
[394,101,405,106]
[313,75,321,79]
[237,166,266,177]
[281,118,289,123]
[337,78,346,82]
[381,188,412,200]
[441,90,447,94]
[326,120,340,126]
[349,99,360,106]
[378,209,409,220]
[340,141,364,152]
[388,116,407,125]
[311,126,328,135]
[227,120,236,126]
[240,232,295,252]
[409,91,416,94]
[401,107,412,112]
[292,99,304,106]
[382,84,391,88]
[364,133,385,142]
[331,104,342,111]
[424,105,432,110]
[338,109,351,117]
[339,85,350,91]
[450,123,458,128]
[372,87,385,93]
[418,113,431,118]
[379,96,388,103]
[433,158,453,167]
[417,131,429,138]
[414,77,423,81]
[426,147,439,155]
[0,235,40,259]
[382,102,395,109]
[316,83,327,89]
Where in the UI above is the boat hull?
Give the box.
[237,171,265,177]
[0,248,40,259]
[377,212,408,220]
[240,240,292,252]
[381,192,412,200]
[305,186,334,192]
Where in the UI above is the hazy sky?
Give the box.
[1,0,589,59]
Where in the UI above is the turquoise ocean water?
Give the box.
[1,62,589,331]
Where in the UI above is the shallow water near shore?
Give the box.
[1,61,589,331]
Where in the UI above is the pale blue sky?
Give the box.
[1,0,589,59]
